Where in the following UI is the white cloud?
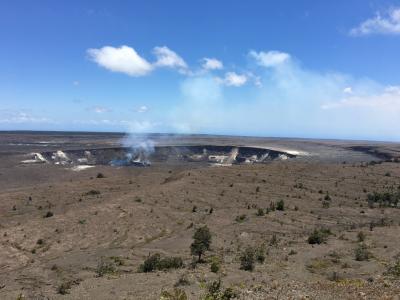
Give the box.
[88,106,111,113]
[322,86,400,110]
[201,58,223,70]
[87,45,153,76]
[153,46,187,72]
[350,8,400,36]
[0,110,50,124]
[343,87,353,94]
[136,105,148,113]
[218,72,247,87]
[250,50,291,67]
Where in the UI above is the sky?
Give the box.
[1,0,400,141]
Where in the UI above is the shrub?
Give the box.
[235,214,247,222]
[386,259,400,277]
[139,253,183,272]
[43,211,53,218]
[160,288,188,300]
[85,190,100,196]
[324,193,331,201]
[276,199,285,211]
[96,259,116,277]
[367,190,400,208]
[157,257,184,271]
[203,279,237,300]
[255,244,266,263]
[57,281,72,295]
[357,231,366,242]
[308,228,331,245]
[174,274,191,287]
[190,226,212,262]
[210,261,220,273]
[269,234,278,246]
[256,208,264,216]
[355,243,372,261]
[240,247,255,271]
[96,172,105,178]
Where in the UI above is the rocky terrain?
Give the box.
[0,132,400,299]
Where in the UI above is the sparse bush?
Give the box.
[355,243,372,261]
[203,279,237,300]
[190,226,212,262]
[192,205,197,213]
[139,253,183,272]
[174,274,190,287]
[367,190,399,208]
[96,172,105,178]
[211,261,220,273]
[256,208,264,216]
[322,201,330,208]
[43,211,53,218]
[308,228,331,245]
[276,199,285,211]
[324,193,331,201]
[240,246,255,271]
[269,234,278,246]
[96,259,116,276]
[160,288,188,300]
[235,214,247,223]
[57,281,72,295]
[255,244,266,263]
[357,231,366,242]
[386,259,400,277]
[85,190,100,196]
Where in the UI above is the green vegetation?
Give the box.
[355,243,372,261]
[160,288,188,300]
[96,259,117,276]
[139,253,184,272]
[239,246,256,271]
[201,279,237,300]
[308,228,332,245]
[276,199,285,211]
[256,208,265,216]
[190,226,212,262]
[367,190,400,208]
[386,259,400,277]
[357,231,366,242]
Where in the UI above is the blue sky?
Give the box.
[1,0,400,141]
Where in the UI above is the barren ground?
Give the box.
[1,132,400,300]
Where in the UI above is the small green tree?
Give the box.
[191,225,212,262]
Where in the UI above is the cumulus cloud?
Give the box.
[343,87,353,94]
[249,50,291,67]
[153,46,188,72]
[201,57,223,70]
[88,106,112,113]
[135,105,148,113]
[87,45,153,76]
[350,8,400,36]
[218,72,247,87]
